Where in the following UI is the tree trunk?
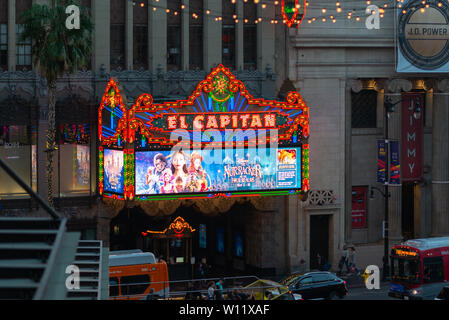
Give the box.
[46,80,57,208]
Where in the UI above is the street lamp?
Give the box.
[380,96,422,282]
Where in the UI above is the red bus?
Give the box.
[389,237,449,300]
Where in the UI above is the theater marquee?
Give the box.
[98,65,310,201]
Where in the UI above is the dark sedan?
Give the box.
[281,271,348,300]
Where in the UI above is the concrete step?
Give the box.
[0,278,40,288]
[0,218,61,230]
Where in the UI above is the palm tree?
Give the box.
[19,0,93,207]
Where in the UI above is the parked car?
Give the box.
[435,286,449,300]
[281,271,348,300]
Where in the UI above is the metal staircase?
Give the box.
[0,158,109,300]
[0,217,80,299]
[67,240,109,300]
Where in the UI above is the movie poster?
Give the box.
[103,149,124,193]
[76,145,90,189]
[134,147,301,195]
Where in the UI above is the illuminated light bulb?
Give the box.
[140,2,144,7]
[322,18,326,22]
[254,0,259,3]
[322,8,326,13]
[380,13,384,18]
[233,14,237,19]
[153,7,156,11]
[426,4,430,7]
[308,19,312,23]
[306,1,309,6]
[262,4,267,9]
[166,8,170,13]
[384,3,388,7]
[258,17,262,21]
[347,15,351,19]
[336,2,340,6]
[235,19,239,23]
[398,4,402,7]
[274,1,279,5]
[181,4,185,9]
[367,0,371,4]
[218,16,222,20]
[438,2,442,6]
[337,7,342,12]
[420,7,425,12]
[403,9,406,13]
[332,19,336,23]
[312,17,316,21]
[356,16,360,21]
[244,18,248,23]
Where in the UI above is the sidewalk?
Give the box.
[339,272,389,289]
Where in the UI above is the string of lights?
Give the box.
[124,0,442,26]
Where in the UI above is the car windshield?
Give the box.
[391,256,421,284]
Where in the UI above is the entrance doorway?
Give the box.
[310,215,330,270]
[402,182,415,240]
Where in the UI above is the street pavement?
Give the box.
[345,282,395,300]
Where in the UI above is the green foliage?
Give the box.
[18,0,94,83]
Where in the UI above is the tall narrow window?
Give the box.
[79,0,92,70]
[222,1,236,69]
[133,0,148,70]
[16,0,33,71]
[167,0,182,71]
[243,2,257,70]
[351,90,377,128]
[0,1,7,70]
[189,0,203,70]
[110,0,126,70]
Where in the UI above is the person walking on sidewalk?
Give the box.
[338,245,350,275]
[348,247,359,275]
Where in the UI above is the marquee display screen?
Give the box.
[103,149,124,194]
[134,147,301,196]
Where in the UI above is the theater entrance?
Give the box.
[110,202,255,281]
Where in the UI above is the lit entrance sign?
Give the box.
[98,65,310,201]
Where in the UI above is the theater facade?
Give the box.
[99,65,312,278]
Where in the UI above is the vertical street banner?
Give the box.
[396,0,449,72]
[389,140,401,185]
[377,140,387,184]
[401,93,424,182]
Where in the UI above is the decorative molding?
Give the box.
[386,79,413,93]
[307,190,336,206]
[347,79,363,93]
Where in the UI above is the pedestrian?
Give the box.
[215,278,225,300]
[207,281,216,300]
[338,245,349,275]
[348,247,359,275]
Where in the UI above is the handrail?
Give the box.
[0,157,61,220]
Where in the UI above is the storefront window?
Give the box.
[0,125,37,199]
[56,98,94,199]
[57,124,91,197]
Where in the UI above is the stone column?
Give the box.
[149,0,167,72]
[125,0,133,70]
[203,0,221,71]
[431,79,449,236]
[344,79,363,245]
[385,79,412,244]
[181,0,189,70]
[235,0,243,70]
[257,3,275,71]
[92,0,110,73]
[7,0,15,71]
